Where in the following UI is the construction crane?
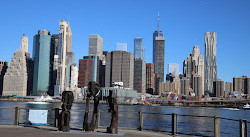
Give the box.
[138,77,147,104]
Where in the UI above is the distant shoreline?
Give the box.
[0,98,249,109]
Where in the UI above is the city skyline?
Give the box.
[0,0,250,83]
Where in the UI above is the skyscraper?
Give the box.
[105,51,134,89]
[59,20,72,95]
[146,63,155,94]
[134,59,146,93]
[233,76,250,94]
[183,46,204,96]
[193,75,203,97]
[168,63,179,76]
[89,34,103,57]
[21,34,28,53]
[134,38,144,60]
[78,56,97,88]
[153,14,165,84]
[32,30,52,96]
[116,43,128,52]
[3,50,28,96]
[213,79,224,98]
[65,52,75,89]
[205,32,217,95]
[225,82,233,96]
[181,78,190,95]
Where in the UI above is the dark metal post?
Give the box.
[240,119,248,137]
[14,107,19,125]
[214,116,220,137]
[139,111,143,131]
[172,113,177,135]
[54,108,60,127]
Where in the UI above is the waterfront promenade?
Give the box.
[0,125,194,137]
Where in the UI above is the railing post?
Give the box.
[14,107,19,125]
[54,108,60,127]
[172,113,177,135]
[239,119,248,137]
[214,116,220,137]
[138,111,143,131]
[96,109,100,129]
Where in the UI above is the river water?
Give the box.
[0,101,249,137]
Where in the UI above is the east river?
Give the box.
[0,101,249,137]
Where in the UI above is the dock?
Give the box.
[0,125,194,137]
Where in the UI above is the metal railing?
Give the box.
[0,107,248,137]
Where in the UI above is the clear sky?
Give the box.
[0,0,249,83]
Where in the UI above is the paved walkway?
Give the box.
[0,125,196,137]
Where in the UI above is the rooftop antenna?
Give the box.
[157,12,160,31]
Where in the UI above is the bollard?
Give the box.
[214,116,220,137]
[96,109,100,129]
[172,113,177,135]
[14,107,19,125]
[54,108,60,127]
[138,111,143,131]
[239,119,248,137]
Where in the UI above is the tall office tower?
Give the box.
[146,63,155,94]
[183,46,204,96]
[213,79,224,98]
[70,64,78,88]
[181,78,190,95]
[99,51,108,87]
[0,61,7,95]
[225,82,233,97]
[116,42,128,52]
[233,76,250,94]
[168,63,179,76]
[105,51,134,89]
[59,20,72,95]
[205,32,217,95]
[65,52,75,89]
[89,34,103,57]
[134,37,144,60]
[134,59,146,93]
[193,75,203,97]
[26,54,34,96]
[32,30,52,96]
[78,56,100,88]
[51,34,60,95]
[153,14,165,84]
[2,50,28,96]
[20,34,28,53]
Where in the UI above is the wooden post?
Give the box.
[172,113,177,135]
[138,111,143,131]
[54,108,60,127]
[14,107,19,125]
[96,109,100,129]
[214,116,220,137]
[239,119,248,137]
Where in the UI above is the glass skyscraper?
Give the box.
[32,30,52,96]
[134,37,144,60]
[153,14,165,84]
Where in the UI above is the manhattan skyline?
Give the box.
[0,0,249,83]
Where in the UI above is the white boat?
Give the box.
[243,103,250,110]
[34,95,53,102]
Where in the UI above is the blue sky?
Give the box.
[0,0,249,83]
